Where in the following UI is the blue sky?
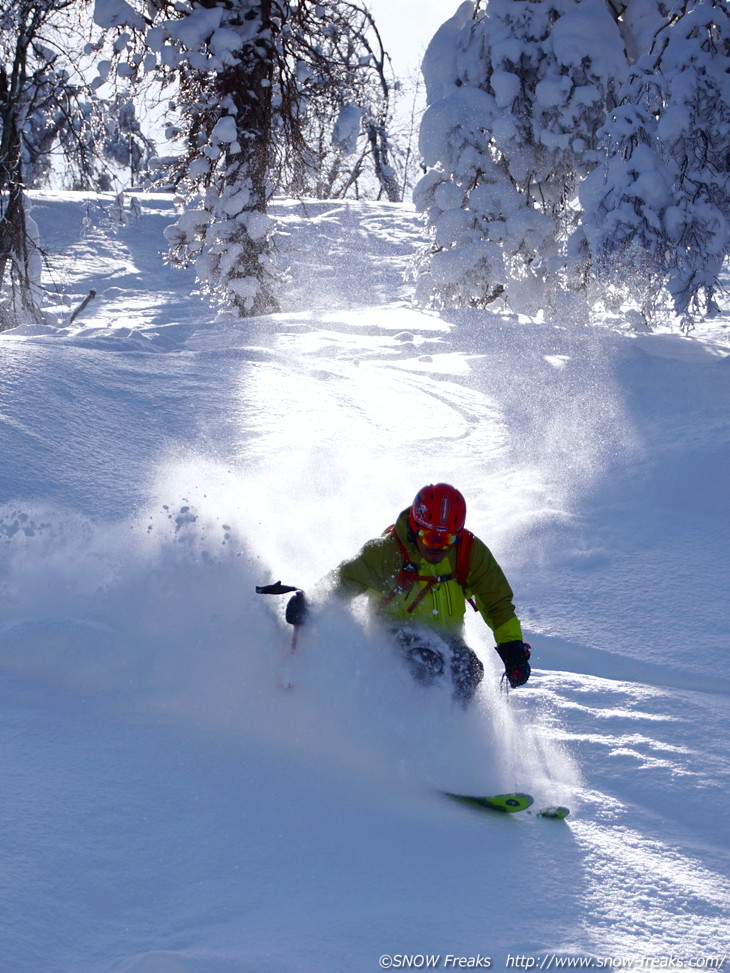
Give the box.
[367,0,453,75]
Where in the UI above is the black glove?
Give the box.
[495,640,531,688]
[285,590,308,626]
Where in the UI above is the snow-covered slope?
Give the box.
[1,192,728,973]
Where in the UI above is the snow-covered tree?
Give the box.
[99,93,156,189]
[96,0,398,316]
[611,0,675,62]
[133,0,283,316]
[577,0,730,328]
[413,0,626,314]
[273,2,400,203]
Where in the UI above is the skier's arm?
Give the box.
[467,541,523,642]
[467,540,530,687]
[287,540,391,624]
[324,536,401,601]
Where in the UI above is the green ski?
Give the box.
[444,793,571,819]
[444,792,535,814]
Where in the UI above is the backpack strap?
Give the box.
[454,529,478,612]
[383,524,418,605]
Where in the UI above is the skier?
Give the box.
[286,483,531,706]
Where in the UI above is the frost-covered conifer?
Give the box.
[617,0,675,62]
[414,0,626,314]
[578,0,730,327]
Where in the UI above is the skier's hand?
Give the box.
[285,590,308,626]
[495,640,531,688]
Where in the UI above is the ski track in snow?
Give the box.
[0,191,729,972]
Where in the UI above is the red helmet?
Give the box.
[409,483,467,536]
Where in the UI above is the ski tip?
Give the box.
[536,805,571,820]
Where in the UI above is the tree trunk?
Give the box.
[218,0,279,314]
[0,63,38,327]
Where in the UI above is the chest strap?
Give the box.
[381,525,477,614]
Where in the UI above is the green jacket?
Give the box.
[328,509,522,644]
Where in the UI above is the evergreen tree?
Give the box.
[613,0,675,62]
[577,0,730,328]
[413,0,626,314]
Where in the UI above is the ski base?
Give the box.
[444,792,534,814]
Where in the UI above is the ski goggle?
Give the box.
[416,528,460,550]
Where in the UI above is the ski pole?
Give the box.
[255,581,300,596]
